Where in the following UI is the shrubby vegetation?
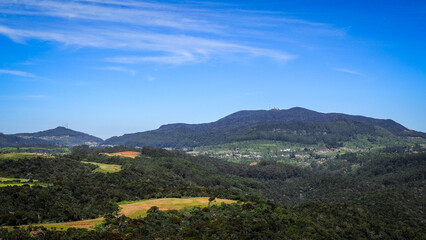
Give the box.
[1,202,423,239]
[0,146,70,155]
[0,146,424,239]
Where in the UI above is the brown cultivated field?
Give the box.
[102,151,140,158]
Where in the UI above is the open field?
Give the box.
[0,153,54,160]
[0,147,70,155]
[28,218,105,231]
[0,177,32,182]
[81,161,122,173]
[0,183,38,187]
[0,177,50,187]
[120,197,236,218]
[102,151,140,158]
[16,197,236,230]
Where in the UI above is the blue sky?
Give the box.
[0,0,425,139]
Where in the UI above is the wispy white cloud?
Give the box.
[74,82,88,87]
[24,95,47,99]
[0,24,295,64]
[0,0,343,64]
[94,66,136,76]
[0,94,47,99]
[0,0,223,33]
[107,54,198,65]
[0,69,37,78]
[334,68,363,76]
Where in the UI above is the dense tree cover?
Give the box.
[278,152,426,233]
[0,147,424,239]
[71,145,136,155]
[99,202,423,239]
[0,146,70,154]
[1,202,423,239]
[105,119,422,149]
[235,120,394,146]
[0,147,311,226]
[0,157,118,225]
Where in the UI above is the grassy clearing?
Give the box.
[0,177,50,188]
[102,151,140,159]
[17,197,236,230]
[0,147,70,155]
[0,153,54,160]
[322,151,347,157]
[30,218,105,231]
[0,183,37,187]
[121,197,236,218]
[0,177,32,182]
[81,161,122,173]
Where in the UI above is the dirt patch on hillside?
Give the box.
[102,151,140,158]
[34,218,105,230]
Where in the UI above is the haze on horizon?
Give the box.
[0,0,425,139]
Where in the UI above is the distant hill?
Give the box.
[104,107,426,148]
[6,127,103,147]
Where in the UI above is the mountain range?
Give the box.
[1,107,425,148]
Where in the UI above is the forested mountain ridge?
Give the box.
[2,127,103,147]
[103,107,426,148]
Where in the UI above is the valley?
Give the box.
[0,144,424,239]
[0,108,425,239]
[189,138,425,170]
[1,0,424,238]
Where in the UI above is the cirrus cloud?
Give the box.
[0,0,345,65]
[0,69,38,78]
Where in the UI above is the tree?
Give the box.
[208,197,215,207]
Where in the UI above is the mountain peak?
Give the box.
[287,107,311,112]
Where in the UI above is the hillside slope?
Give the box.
[12,127,103,147]
[1,147,424,239]
[0,133,49,147]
